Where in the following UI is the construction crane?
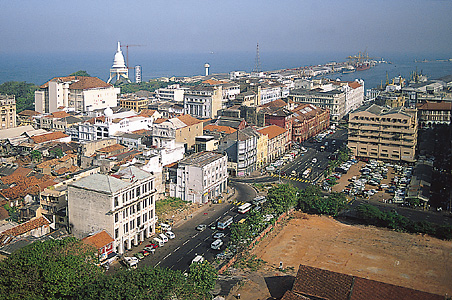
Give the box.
[120,44,143,69]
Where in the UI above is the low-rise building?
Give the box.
[68,166,157,254]
[348,104,417,162]
[257,125,289,162]
[119,96,149,112]
[416,101,452,128]
[183,85,223,119]
[170,151,228,204]
[291,104,330,143]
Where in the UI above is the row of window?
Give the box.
[114,181,154,207]
[114,210,153,239]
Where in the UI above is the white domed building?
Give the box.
[107,42,131,84]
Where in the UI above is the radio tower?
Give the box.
[252,43,262,75]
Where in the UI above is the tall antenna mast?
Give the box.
[253,43,262,73]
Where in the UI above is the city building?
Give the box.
[119,96,149,112]
[0,94,16,129]
[155,84,188,102]
[291,104,330,143]
[183,85,223,119]
[161,115,204,151]
[218,127,259,177]
[416,101,452,128]
[68,166,157,254]
[170,151,228,204]
[194,136,219,152]
[35,76,119,114]
[257,125,289,162]
[107,42,131,84]
[256,130,268,169]
[289,88,346,122]
[348,104,417,162]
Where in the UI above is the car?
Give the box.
[145,243,158,249]
[210,224,216,230]
[196,224,207,231]
[191,255,204,265]
[312,158,317,163]
[144,247,156,253]
[139,250,150,257]
[213,232,225,239]
[134,252,144,260]
[165,231,176,239]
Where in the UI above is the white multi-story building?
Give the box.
[74,107,156,142]
[184,85,223,119]
[332,80,364,115]
[171,151,228,204]
[68,166,156,254]
[35,76,120,114]
[155,84,188,102]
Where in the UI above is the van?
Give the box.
[211,239,223,250]
[159,233,168,243]
[159,223,172,231]
[153,237,164,247]
[165,231,175,239]
[191,255,204,265]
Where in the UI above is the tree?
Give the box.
[50,148,64,158]
[188,261,218,296]
[0,81,38,112]
[0,237,102,300]
[69,70,91,77]
[266,184,299,215]
[31,150,42,162]
[115,81,171,94]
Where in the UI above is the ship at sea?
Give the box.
[342,65,356,74]
[347,50,376,71]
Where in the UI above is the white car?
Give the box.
[165,231,175,239]
[312,158,317,163]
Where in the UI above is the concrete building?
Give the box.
[35,76,119,114]
[170,151,228,204]
[68,166,157,254]
[289,88,346,122]
[348,104,417,162]
[195,136,219,152]
[155,84,188,102]
[332,80,364,115]
[257,125,289,162]
[256,130,268,169]
[119,96,149,112]
[416,101,452,128]
[0,94,16,129]
[161,115,204,151]
[184,85,223,119]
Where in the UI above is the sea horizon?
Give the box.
[1,50,452,89]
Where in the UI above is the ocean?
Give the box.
[1,51,451,89]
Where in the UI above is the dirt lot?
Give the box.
[230,211,452,299]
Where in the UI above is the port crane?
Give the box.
[120,44,143,69]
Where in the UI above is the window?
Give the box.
[137,216,141,227]
[115,228,119,239]
[115,213,118,223]
[137,203,141,212]
[114,196,119,207]
[136,187,140,196]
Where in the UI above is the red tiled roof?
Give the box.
[280,291,306,300]
[82,230,114,250]
[260,99,287,108]
[0,216,50,237]
[0,174,55,200]
[86,116,106,124]
[30,132,69,144]
[18,110,40,117]
[348,81,362,89]
[131,129,151,135]
[204,124,237,134]
[154,118,168,124]
[46,111,70,119]
[177,114,203,126]
[40,76,111,90]
[97,144,125,153]
[138,109,156,117]
[417,101,452,111]
[202,79,227,85]
[0,206,9,220]
[257,125,287,140]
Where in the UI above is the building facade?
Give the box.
[68,166,157,254]
[257,125,289,162]
[0,94,16,129]
[348,104,417,162]
[184,86,223,119]
[291,104,330,143]
[416,101,452,128]
[171,151,228,204]
[119,96,149,112]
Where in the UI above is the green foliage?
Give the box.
[188,261,218,296]
[155,197,188,216]
[50,148,64,158]
[3,204,18,222]
[353,204,452,240]
[233,254,266,271]
[115,81,170,94]
[298,186,347,216]
[69,70,91,77]
[31,150,42,162]
[0,81,38,112]
[265,183,299,215]
[0,237,102,300]
[230,222,251,252]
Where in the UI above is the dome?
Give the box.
[112,42,126,69]
[104,107,113,117]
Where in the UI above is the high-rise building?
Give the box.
[0,94,16,129]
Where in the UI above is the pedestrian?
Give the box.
[237,293,241,299]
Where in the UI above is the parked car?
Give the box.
[144,247,156,253]
[134,252,145,260]
[196,224,207,231]
[145,243,159,249]
[165,231,176,239]
[312,158,317,163]
[139,250,150,257]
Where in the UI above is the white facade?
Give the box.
[155,84,188,102]
[341,80,364,115]
[184,86,223,119]
[172,151,228,204]
[68,166,156,254]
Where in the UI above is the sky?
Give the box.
[1,0,452,56]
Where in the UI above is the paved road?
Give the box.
[137,182,256,272]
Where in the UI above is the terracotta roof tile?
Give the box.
[30,132,69,144]
[18,110,40,117]
[131,129,151,135]
[0,174,55,200]
[46,111,70,119]
[0,216,50,238]
[204,124,237,134]
[154,118,168,124]
[0,206,9,220]
[41,76,111,90]
[257,125,287,140]
[97,144,125,153]
[177,114,203,126]
[82,230,114,250]
[348,81,362,89]
[417,101,452,111]
[86,116,106,124]
[138,109,156,117]
[260,99,287,108]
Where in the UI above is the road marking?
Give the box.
[204,236,209,241]
[196,242,202,248]
[163,253,171,260]
[177,257,183,263]
[187,249,193,254]
[156,261,161,266]
[216,217,221,221]
[223,212,227,216]
[173,246,180,252]
[193,233,199,238]
[183,240,190,245]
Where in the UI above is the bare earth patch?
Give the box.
[234,212,451,299]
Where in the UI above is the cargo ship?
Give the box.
[342,65,356,74]
[356,62,371,71]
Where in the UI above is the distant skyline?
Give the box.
[1,0,452,57]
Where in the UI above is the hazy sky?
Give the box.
[1,0,451,55]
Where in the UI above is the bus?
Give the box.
[217,215,233,230]
[237,203,252,214]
